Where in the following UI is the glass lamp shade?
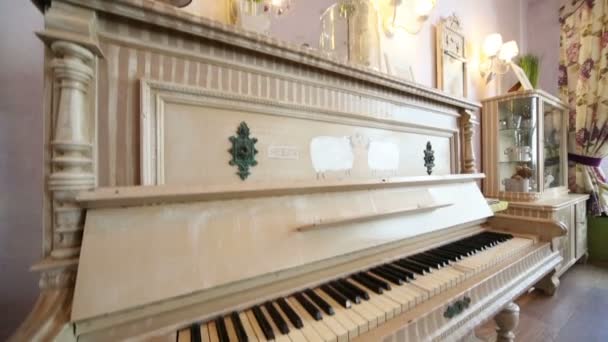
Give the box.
[498,40,519,61]
[385,0,436,34]
[483,33,503,57]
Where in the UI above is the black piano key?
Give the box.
[304,289,335,315]
[190,323,202,342]
[330,281,361,304]
[439,245,473,257]
[393,259,426,274]
[427,249,460,261]
[351,273,384,294]
[230,312,249,342]
[412,253,446,267]
[277,297,304,329]
[215,317,230,342]
[264,301,290,335]
[339,279,370,300]
[408,255,441,269]
[359,272,391,291]
[320,284,352,308]
[436,248,464,260]
[453,241,483,252]
[252,305,275,340]
[420,252,450,265]
[369,267,404,285]
[382,264,414,280]
[295,292,323,320]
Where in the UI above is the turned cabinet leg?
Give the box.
[535,269,560,296]
[494,302,520,342]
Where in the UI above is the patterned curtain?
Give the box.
[559,0,608,215]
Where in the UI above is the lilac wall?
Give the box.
[525,0,562,95]
[185,0,528,101]
[0,0,44,340]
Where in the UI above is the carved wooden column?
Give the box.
[494,302,520,342]
[48,41,95,259]
[460,109,477,173]
[10,2,101,340]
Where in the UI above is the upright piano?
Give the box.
[14,1,564,341]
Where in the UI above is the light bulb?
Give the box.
[498,40,519,61]
[483,33,503,57]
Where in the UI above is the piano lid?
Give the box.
[72,174,491,322]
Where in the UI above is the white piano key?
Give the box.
[224,315,239,342]
[208,321,220,342]
[289,295,337,342]
[316,289,367,336]
[245,310,269,342]
[284,297,323,342]
[239,312,259,342]
[177,328,191,342]
[344,279,385,325]
[315,289,359,339]
[201,323,210,342]
[272,301,307,342]
[260,305,291,342]
[308,289,348,342]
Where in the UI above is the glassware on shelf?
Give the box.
[320,0,382,70]
[497,97,539,192]
[231,0,271,34]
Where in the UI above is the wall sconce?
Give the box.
[381,0,437,34]
[266,0,293,16]
[479,33,519,83]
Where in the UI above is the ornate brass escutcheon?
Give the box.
[229,122,258,180]
[443,296,472,319]
[424,141,435,175]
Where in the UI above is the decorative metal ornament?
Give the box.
[229,122,258,180]
[443,296,471,319]
[423,141,435,175]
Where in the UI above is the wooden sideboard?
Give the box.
[498,194,588,278]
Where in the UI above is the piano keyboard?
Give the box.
[176,232,533,342]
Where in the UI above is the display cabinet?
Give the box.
[482,90,589,280]
[482,90,569,201]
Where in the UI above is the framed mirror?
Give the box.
[436,14,467,98]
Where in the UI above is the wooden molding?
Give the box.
[487,214,567,242]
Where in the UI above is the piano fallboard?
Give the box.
[72,176,491,325]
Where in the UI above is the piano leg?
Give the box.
[535,268,560,296]
[494,302,520,342]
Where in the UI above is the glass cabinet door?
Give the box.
[497,97,539,193]
[542,101,565,189]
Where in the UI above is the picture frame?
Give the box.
[384,53,416,82]
[435,14,467,98]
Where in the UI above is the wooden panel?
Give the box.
[553,206,574,271]
[93,13,467,187]
[72,180,492,321]
[141,80,455,186]
[575,201,587,260]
